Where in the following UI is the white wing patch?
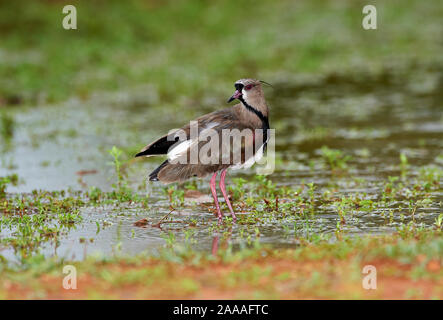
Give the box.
[201,122,219,133]
[231,144,265,170]
[167,140,193,161]
[167,122,219,161]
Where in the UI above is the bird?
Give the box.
[135,78,270,223]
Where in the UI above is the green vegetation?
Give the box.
[0,0,442,106]
[0,0,442,299]
[0,228,441,299]
[0,174,18,198]
[0,111,15,149]
[1,152,440,263]
[320,146,352,172]
[0,187,83,259]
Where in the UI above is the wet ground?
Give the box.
[1,64,442,263]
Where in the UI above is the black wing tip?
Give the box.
[149,171,160,181]
[148,159,169,182]
[136,135,178,158]
[135,151,146,158]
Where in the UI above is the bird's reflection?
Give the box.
[211,234,219,256]
[211,227,233,256]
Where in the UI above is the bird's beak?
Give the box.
[227,90,242,103]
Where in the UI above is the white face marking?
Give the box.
[241,88,249,102]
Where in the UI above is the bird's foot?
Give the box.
[216,210,224,225]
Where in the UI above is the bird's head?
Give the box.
[227,78,267,104]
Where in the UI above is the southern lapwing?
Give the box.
[135,79,270,223]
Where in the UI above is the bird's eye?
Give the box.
[244,84,254,91]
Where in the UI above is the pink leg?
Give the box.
[210,172,223,223]
[219,168,237,221]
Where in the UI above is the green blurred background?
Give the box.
[0,0,441,107]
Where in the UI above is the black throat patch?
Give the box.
[238,97,270,151]
[239,97,269,130]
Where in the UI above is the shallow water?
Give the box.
[1,65,442,262]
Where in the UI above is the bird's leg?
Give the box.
[210,171,223,223]
[219,168,237,222]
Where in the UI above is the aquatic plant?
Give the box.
[0,174,18,199]
[320,146,352,172]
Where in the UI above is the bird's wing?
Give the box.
[135,132,178,157]
[166,120,223,163]
[135,108,233,158]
